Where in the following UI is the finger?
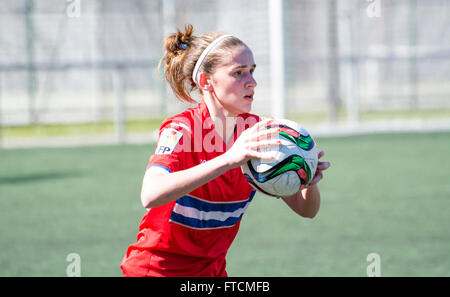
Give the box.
[248,139,281,151]
[318,150,325,159]
[245,118,279,138]
[251,118,274,132]
[248,151,277,161]
[252,127,281,141]
[317,161,330,171]
[309,171,323,185]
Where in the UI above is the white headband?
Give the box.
[192,34,233,85]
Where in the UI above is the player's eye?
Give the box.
[234,70,242,76]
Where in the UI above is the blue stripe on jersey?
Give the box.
[170,212,243,229]
[169,190,256,229]
[175,193,254,213]
[150,164,171,173]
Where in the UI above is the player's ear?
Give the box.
[198,72,214,92]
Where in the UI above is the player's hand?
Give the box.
[224,118,281,168]
[308,150,330,186]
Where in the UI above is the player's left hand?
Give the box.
[308,150,330,186]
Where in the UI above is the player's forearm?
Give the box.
[281,184,320,218]
[141,154,233,208]
[300,184,321,218]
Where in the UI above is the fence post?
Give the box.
[408,0,418,109]
[0,72,2,148]
[161,0,175,114]
[327,0,340,125]
[268,0,286,119]
[113,67,126,144]
[340,5,359,125]
[25,0,37,124]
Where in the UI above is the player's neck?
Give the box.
[202,95,237,144]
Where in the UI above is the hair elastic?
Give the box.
[192,34,233,85]
[178,42,188,50]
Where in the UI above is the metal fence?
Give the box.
[1,0,449,146]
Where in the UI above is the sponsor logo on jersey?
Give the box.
[156,128,183,155]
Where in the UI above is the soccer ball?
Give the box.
[241,119,318,197]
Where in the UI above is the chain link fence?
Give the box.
[1,0,449,147]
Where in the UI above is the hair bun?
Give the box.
[165,25,194,55]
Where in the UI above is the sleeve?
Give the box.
[146,117,192,174]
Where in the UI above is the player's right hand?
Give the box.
[224,118,281,168]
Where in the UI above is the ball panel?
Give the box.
[273,171,300,196]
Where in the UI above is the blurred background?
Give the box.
[1,0,449,147]
[0,0,449,277]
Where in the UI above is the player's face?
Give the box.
[209,45,257,117]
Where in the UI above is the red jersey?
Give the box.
[120,100,260,277]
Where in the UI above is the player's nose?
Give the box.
[246,74,257,89]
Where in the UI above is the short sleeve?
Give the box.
[146,118,193,173]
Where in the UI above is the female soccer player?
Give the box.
[120,25,330,277]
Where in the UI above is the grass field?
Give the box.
[0,131,449,276]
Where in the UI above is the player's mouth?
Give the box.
[243,92,254,101]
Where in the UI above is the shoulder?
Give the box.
[159,107,198,135]
[155,107,199,155]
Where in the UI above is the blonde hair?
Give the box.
[158,24,245,104]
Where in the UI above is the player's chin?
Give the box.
[239,100,253,113]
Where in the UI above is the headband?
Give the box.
[192,34,233,85]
